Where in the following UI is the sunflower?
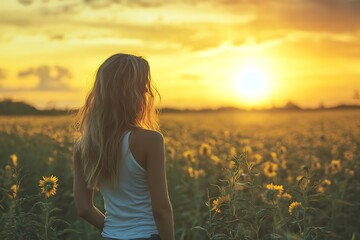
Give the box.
[270,152,277,161]
[212,195,230,213]
[10,154,18,167]
[281,193,292,200]
[39,175,58,198]
[166,147,175,158]
[229,147,237,157]
[187,167,205,179]
[265,183,284,203]
[318,179,331,193]
[5,165,11,171]
[279,146,287,156]
[210,155,220,164]
[252,153,263,164]
[263,162,278,178]
[242,145,253,155]
[343,150,353,161]
[323,179,331,186]
[183,150,196,162]
[199,143,212,156]
[289,201,303,218]
[9,184,18,199]
[298,176,310,190]
[311,160,321,169]
[329,159,341,174]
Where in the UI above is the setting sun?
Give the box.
[236,64,270,104]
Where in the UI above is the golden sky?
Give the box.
[0,0,359,109]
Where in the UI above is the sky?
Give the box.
[0,0,360,110]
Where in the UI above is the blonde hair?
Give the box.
[75,53,160,189]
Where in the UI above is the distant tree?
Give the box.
[0,99,38,115]
[46,100,57,110]
[354,89,360,100]
[284,101,301,110]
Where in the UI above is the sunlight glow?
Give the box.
[236,64,270,104]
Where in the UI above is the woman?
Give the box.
[73,53,174,240]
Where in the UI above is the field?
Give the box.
[0,110,359,240]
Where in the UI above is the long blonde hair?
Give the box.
[75,53,160,189]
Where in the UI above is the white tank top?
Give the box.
[100,130,159,239]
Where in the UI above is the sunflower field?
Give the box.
[0,110,359,240]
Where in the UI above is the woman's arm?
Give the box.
[73,148,105,230]
[145,131,175,240]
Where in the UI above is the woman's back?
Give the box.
[100,129,159,239]
[73,53,174,240]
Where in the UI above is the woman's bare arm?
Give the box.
[73,149,105,230]
[145,131,175,240]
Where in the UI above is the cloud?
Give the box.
[88,21,237,51]
[39,3,81,15]
[84,0,165,9]
[268,35,360,61]
[17,0,165,8]
[17,65,72,90]
[83,0,120,9]
[4,0,360,54]
[18,0,34,5]
[15,0,81,16]
[49,34,64,40]
[5,0,360,53]
[127,0,164,8]
[234,0,360,34]
[180,73,203,81]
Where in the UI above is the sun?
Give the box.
[235,64,270,104]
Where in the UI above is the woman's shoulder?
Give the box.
[129,129,164,164]
[131,128,164,149]
[135,128,164,140]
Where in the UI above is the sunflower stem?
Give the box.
[44,197,49,240]
[297,222,302,234]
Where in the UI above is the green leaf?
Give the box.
[276,217,293,228]
[48,218,70,226]
[212,233,229,240]
[269,233,285,240]
[256,208,272,218]
[335,199,355,206]
[56,228,80,236]
[191,226,208,233]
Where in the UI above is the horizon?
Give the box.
[1,97,360,112]
[1,0,360,109]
